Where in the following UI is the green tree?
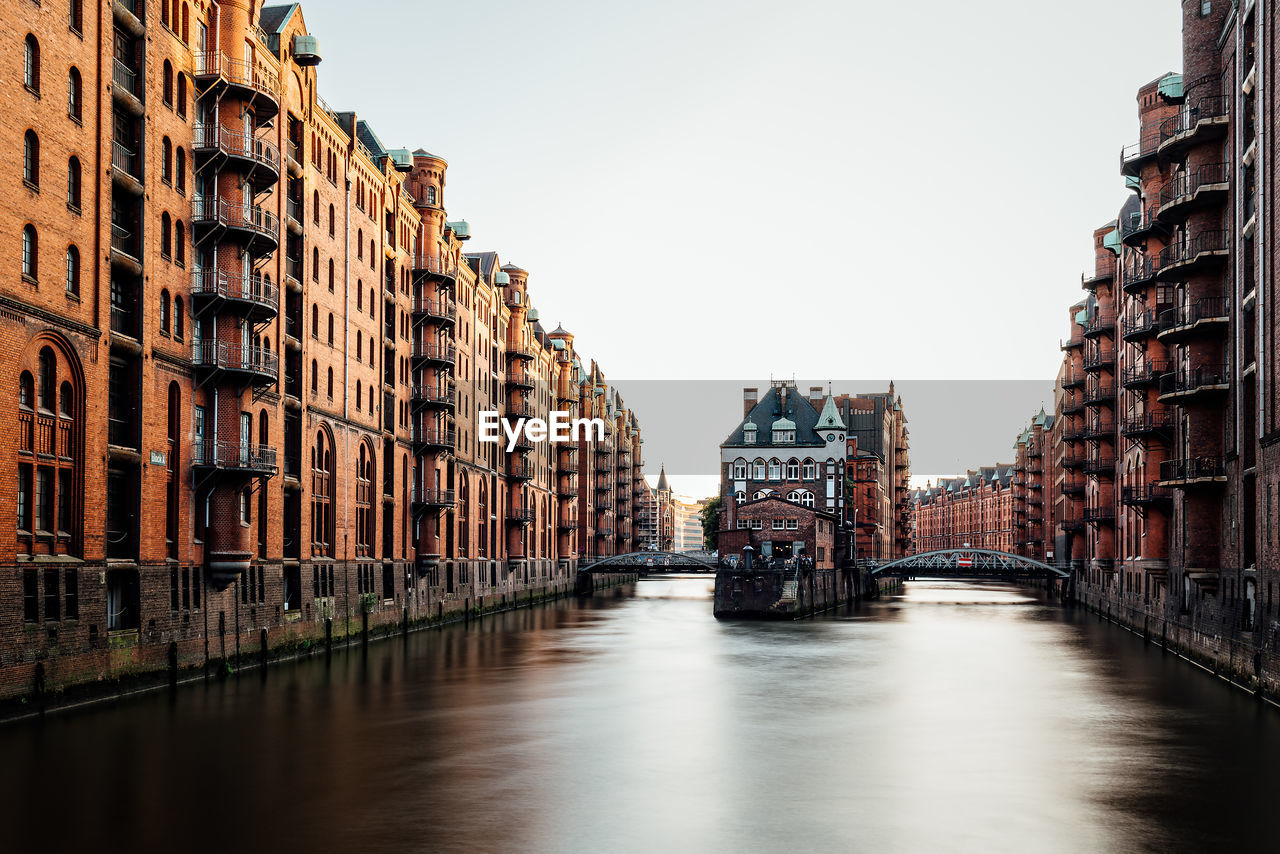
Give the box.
[700,495,723,552]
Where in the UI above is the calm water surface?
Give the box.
[3,577,1278,853]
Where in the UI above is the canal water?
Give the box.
[3,576,1279,853]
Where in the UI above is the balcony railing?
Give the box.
[413,428,455,449]
[412,342,456,364]
[506,508,535,525]
[505,343,537,361]
[1083,383,1115,405]
[1084,505,1116,524]
[412,253,458,279]
[1083,348,1115,371]
[1121,310,1160,340]
[1158,364,1229,398]
[1121,258,1156,293]
[412,297,457,324]
[1122,485,1172,506]
[411,383,455,408]
[193,51,280,103]
[193,341,279,383]
[1122,360,1170,387]
[1158,162,1229,214]
[1122,413,1175,437]
[1120,134,1161,174]
[1119,207,1162,243]
[1158,297,1230,339]
[506,367,535,389]
[1159,457,1226,485]
[191,440,278,475]
[1082,314,1116,338]
[1158,95,1230,146]
[1083,455,1116,475]
[111,141,140,180]
[1084,420,1115,439]
[411,488,455,508]
[191,196,280,244]
[192,123,280,177]
[112,59,140,99]
[507,461,534,480]
[190,270,278,316]
[110,222,140,262]
[1155,230,1228,277]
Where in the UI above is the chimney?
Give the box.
[809,386,823,407]
[743,387,758,417]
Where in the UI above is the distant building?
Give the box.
[672,495,709,552]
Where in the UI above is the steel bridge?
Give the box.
[579,550,718,572]
[870,549,1069,579]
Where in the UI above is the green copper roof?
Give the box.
[1102,229,1122,255]
[1157,73,1183,101]
[773,417,796,431]
[814,395,846,431]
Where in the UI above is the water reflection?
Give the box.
[2,578,1278,853]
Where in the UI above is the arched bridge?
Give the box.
[870,549,1069,579]
[580,550,718,572]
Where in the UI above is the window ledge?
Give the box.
[23,180,39,193]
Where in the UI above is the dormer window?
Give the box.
[773,429,794,444]
[743,423,757,444]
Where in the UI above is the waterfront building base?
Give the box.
[712,568,902,619]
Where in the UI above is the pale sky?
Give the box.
[299,0,1181,382]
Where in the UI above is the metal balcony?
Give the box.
[411,342,456,366]
[1157,365,1229,403]
[1084,420,1115,439]
[1083,455,1116,476]
[190,196,279,255]
[411,383,455,410]
[507,461,534,481]
[1121,310,1161,342]
[190,270,278,320]
[411,253,459,282]
[1083,383,1115,406]
[1157,297,1230,342]
[1084,505,1116,525]
[1155,230,1228,281]
[413,427,455,451]
[192,123,280,189]
[506,368,535,389]
[411,488,455,509]
[193,51,279,121]
[1121,258,1156,294]
[192,440,278,476]
[412,297,457,326]
[1156,162,1229,223]
[1159,457,1226,487]
[1122,360,1170,389]
[1122,413,1175,438]
[1082,268,1114,290]
[1157,95,1229,158]
[1083,348,1115,372]
[1082,314,1116,339]
[1119,207,1165,247]
[1120,134,1161,177]
[557,516,578,531]
[505,343,537,362]
[1122,485,1172,507]
[193,341,279,385]
[506,508,535,526]
[506,401,536,420]
[1060,333,1084,351]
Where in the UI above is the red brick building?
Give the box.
[717,497,838,570]
[912,466,1015,554]
[0,0,649,701]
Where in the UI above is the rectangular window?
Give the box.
[737,520,747,529]
[44,568,60,621]
[64,569,78,620]
[182,568,191,611]
[786,520,799,530]
[284,565,301,611]
[23,569,38,622]
[34,467,53,534]
[170,567,180,611]
[773,519,785,530]
[17,464,32,533]
[57,469,72,535]
[192,569,201,610]
[382,563,395,600]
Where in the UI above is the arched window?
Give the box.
[310,359,318,394]
[70,0,84,33]
[24,35,39,92]
[328,204,335,236]
[426,186,437,206]
[162,137,172,182]
[18,340,83,556]
[752,459,765,480]
[355,381,362,410]
[786,459,799,480]
[327,258,334,292]
[477,479,488,559]
[356,331,362,361]
[174,220,185,265]
[312,189,320,224]
[801,492,814,508]
[458,471,470,556]
[311,247,319,281]
[326,366,333,398]
[23,131,39,187]
[65,245,79,296]
[802,460,816,480]
[176,73,187,118]
[357,229,363,258]
[22,225,38,281]
[732,459,747,480]
[175,148,185,192]
[174,296,184,340]
[160,213,172,258]
[181,3,189,42]
[66,157,81,211]
[19,372,33,409]
[311,429,334,557]
[67,67,82,121]
[159,290,171,334]
[327,313,334,345]
[311,303,319,337]
[369,240,375,266]
[734,490,746,504]
[38,348,55,412]
[767,459,781,480]
[161,0,169,26]
[163,60,173,105]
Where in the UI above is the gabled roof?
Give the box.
[466,251,500,281]
[722,385,826,448]
[260,4,299,34]
[814,395,846,430]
